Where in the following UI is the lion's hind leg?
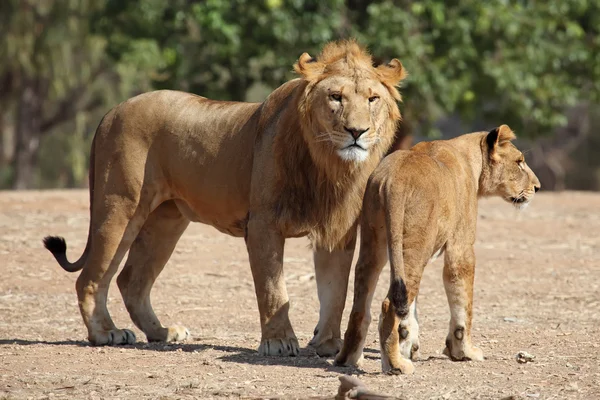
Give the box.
[76,197,149,346]
[117,200,190,343]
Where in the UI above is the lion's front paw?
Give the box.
[334,348,363,367]
[309,325,343,357]
[315,337,343,357]
[89,328,136,346]
[258,337,299,356]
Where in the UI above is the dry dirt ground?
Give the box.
[0,190,599,399]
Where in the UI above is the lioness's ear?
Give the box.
[293,52,324,80]
[486,124,517,150]
[497,124,517,142]
[376,59,407,87]
[486,125,517,159]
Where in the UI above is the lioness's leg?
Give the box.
[310,229,357,357]
[335,223,388,367]
[76,199,148,346]
[379,238,432,374]
[117,200,190,343]
[246,217,298,356]
[442,245,484,361]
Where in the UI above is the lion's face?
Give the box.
[308,75,397,163]
[482,125,541,209]
[293,42,406,165]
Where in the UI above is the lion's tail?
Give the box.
[384,187,409,318]
[43,125,99,273]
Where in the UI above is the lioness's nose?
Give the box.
[534,185,540,193]
[344,127,369,139]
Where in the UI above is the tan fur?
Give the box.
[335,125,540,373]
[43,40,406,356]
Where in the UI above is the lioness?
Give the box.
[43,40,407,356]
[335,125,540,373]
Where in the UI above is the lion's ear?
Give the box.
[376,59,407,87]
[294,52,324,80]
[486,125,517,159]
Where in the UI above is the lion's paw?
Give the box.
[334,349,364,367]
[90,328,136,346]
[166,325,190,342]
[315,337,343,357]
[258,337,299,357]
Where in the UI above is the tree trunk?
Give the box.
[12,79,45,189]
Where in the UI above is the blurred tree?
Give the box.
[0,0,112,189]
[95,0,600,138]
[1,0,599,188]
[92,0,346,101]
[359,0,600,138]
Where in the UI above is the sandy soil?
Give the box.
[0,190,599,399]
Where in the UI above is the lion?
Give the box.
[43,40,407,356]
[335,125,540,373]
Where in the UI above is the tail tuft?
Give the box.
[43,236,67,255]
[390,278,408,318]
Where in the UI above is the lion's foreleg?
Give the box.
[246,217,299,356]
[309,241,355,357]
[442,245,484,362]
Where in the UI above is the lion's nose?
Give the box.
[534,185,540,193]
[344,127,369,139]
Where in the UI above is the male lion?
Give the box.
[335,125,540,373]
[43,40,407,356]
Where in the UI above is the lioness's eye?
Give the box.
[369,96,379,103]
[330,93,342,102]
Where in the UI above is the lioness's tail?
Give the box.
[44,119,100,273]
[384,187,409,318]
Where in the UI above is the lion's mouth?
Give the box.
[345,143,366,151]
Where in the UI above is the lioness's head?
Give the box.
[481,125,541,209]
[294,40,407,164]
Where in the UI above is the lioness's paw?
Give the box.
[443,343,484,361]
[166,325,190,342]
[90,329,136,346]
[384,358,415,375]
[399,335,421,360]
[315,337,343,357]
[258,337,299,356]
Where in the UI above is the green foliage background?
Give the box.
[1,0,598,188]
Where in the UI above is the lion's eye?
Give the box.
[369,96,379,103]
[330,93,342,102]
[517,160,525,170]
